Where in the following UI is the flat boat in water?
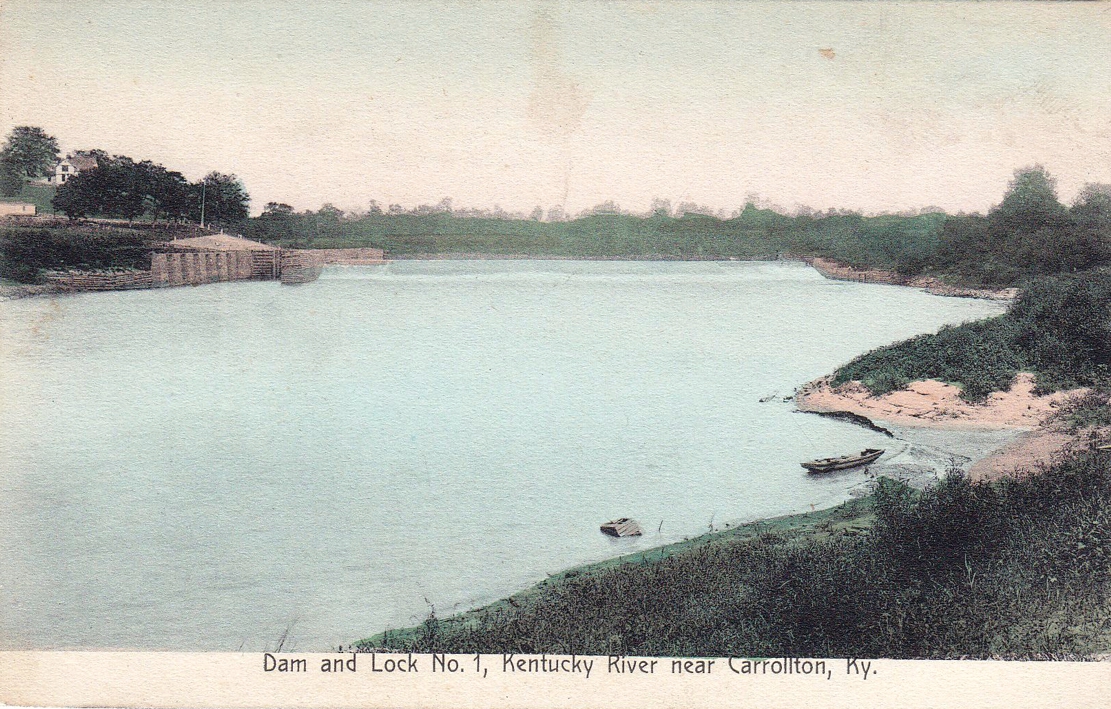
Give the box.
[801,448,884,474]
[600,518,643,537]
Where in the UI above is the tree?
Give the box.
[99,156,148,222]
[0,158,23,197]
[51,152,185,222]
[262,202,295,217]
[990,165,1071,236]
[979,165,1091,277]
[545,205,566,222]
[649,198,672,218]
[1072,183,1111,266]
[0,126,60,178]
[138,161,192,223]
[190,172,250,226]
[51,169,100,219]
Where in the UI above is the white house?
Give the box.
[50,153,98,185]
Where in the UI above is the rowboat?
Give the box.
[600,518,643,537]
[801,448,884,474]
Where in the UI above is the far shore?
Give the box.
[387,252,776,262]
[3,252,1021,302]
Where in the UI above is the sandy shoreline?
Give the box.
[798,256,1018,300]
[796,373,1079,431]
[796,373,1091,482]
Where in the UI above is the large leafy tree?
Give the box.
[137,161,192,223]
[940,165,1097,284]
[1,126,60,178]
[986,166,1085,274]
[51,169,99,218]
[990,165,1070,235]
[51,152,179,223]
[95,155,147,221]
[190,172,250,226]
[1072,183,1111,266]
[0,158,23,197]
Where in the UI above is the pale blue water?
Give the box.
[0,260,1005,650]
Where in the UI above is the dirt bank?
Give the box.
[796,373,1082,431]
[966,430,1076,482]
[799,256,1018,300]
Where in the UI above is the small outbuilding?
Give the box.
[0,202,36,217]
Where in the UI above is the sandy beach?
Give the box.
[796,373,1081,431]
[796,372,1094,482]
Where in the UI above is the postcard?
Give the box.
[1,1,1110,707]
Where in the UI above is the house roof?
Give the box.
[63,154,98,171]
[169,234,279,251]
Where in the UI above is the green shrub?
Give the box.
[0,226,157,282]
[832,273,1111,400]
[831,316,1024,401]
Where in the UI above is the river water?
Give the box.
[0,260,1006,650]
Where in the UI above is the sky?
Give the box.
[2,1,1110,216]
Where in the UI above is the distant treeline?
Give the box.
[243,166,1111,288]
[241,203,947,270]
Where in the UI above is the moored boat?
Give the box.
[801,448,884,474]
[600,518,643,537]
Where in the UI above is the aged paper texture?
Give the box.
[2,1,1111,707]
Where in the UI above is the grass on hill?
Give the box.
[0,182,56,215]
[360,444,1111,659]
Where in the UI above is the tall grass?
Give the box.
[362,447,1111,658]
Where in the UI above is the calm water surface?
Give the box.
[0,260,1005,650]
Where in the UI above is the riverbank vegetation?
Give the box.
[0,223,185,283]
[831,272,1111,400]
[240,201,952,269]
[360,444,1111,658]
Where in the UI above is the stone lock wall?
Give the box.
[151,251,259,287]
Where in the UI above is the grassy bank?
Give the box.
[831,272,1111,400]
[358,497,876,654]
[0,182,56,215]
[359,444,1111,658]
[0,223,194,283]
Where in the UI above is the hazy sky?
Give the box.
[2,1,1110,216]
